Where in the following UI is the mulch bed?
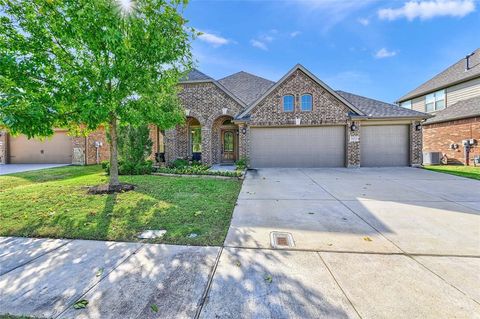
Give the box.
[87,183,136,194]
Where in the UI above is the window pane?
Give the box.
[435,89,445,100]
[301,94,312,111]
[435,99,445,110]
[400,100,412,109]
[191,127,202,153]
[425,102,434,112]
[283,95,294,112]
[426,93,435,104]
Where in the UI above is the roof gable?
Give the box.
[398,48,480,102]
[238,64,365,118]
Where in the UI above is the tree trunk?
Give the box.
[109,114,120,187]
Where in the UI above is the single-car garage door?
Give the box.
[9,132,72,164]
[250,126,345,168]
[361,125,409,167]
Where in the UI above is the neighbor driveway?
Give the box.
[0,164,69,175]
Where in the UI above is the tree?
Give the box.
[0,0,195,188]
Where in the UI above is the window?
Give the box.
[190,127,202,153]
[283,95,294,112]
[425,90,445,112]
[223,131,234,152]
[301,94,312,111]
[400,100,411,109]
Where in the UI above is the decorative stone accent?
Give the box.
[346,120,361,167]
[410,121,423,167]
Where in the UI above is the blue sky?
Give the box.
[183,0,480,103]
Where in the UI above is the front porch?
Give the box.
[164,114,245,166]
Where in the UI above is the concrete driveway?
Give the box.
[0,164,69,175]
[211,167,480,318]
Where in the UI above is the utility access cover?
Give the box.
[270,232,295,249]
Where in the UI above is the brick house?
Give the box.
[1,64,428,168]
[397,48,480,165]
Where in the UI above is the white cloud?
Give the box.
[357,18,370,26]
[250,30,277,51]
[250,39,268,51]
[198,31,230,47]
[290,31,301,37]
[378,0,475,21]
[375,48,397,58]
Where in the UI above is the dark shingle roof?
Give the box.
[218,71,274,105]
[336,90,429,119]
[398,48,480,102]
[424,96,480,124]
[181,68,213,82]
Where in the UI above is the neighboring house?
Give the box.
[397,48,480,165]
[0,64,428,168]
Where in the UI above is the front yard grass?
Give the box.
[424,165,480,180]
[0,165,242,246]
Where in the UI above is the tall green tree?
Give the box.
[0,0,195,187]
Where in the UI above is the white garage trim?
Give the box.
[250,126,346,168]
[361,125,409,167]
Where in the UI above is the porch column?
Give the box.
[164,128,177,165]
[238,123,248,162]
[201,127,212,165]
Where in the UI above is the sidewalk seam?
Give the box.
[194,246,223,319]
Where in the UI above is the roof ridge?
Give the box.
[218,71,274,83]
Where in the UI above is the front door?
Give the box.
[221,130,236,162]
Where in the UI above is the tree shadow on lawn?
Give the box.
[1,174,241,246]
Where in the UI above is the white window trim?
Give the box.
[425,89,445,112]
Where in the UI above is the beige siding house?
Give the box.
[397,48,480,165]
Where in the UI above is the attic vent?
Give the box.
[270,232,295,249]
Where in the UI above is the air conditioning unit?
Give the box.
[423,152,442,165]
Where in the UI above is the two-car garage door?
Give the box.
[250,126,345,168]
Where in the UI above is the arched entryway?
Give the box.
[212,116,239,164]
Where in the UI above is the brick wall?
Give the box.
[423,117,480,165]
[410,121,423,166]
[249,69,350,126]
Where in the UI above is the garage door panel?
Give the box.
[361,125,409,167]
[250,126,345,168]
[9,132,72,164]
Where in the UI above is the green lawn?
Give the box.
[0,165,242,246]
[424,165,480,180]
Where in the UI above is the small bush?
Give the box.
[103,160,153,175]
[171,158,189,168]
[235,157,248,170]
[155,166,242,177]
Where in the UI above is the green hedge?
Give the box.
[155,166,242,177]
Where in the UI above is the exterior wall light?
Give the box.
[350,123,358,131]
[415,123,422,131]
[241,127,247,134]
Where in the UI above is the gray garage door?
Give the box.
[361,125,409,167]
[9,132,72,164]
[250,126,345,168]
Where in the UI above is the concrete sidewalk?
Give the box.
[1,236,479,319]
